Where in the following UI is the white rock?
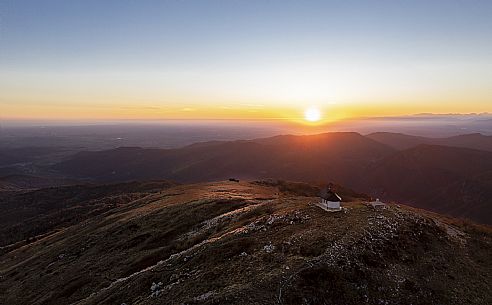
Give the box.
[263,243,276,253]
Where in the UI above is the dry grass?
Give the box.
[0,181,491,305]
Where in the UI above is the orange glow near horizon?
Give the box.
[1,100,491,124]
[3,82,490,123]
[2,59,491,123]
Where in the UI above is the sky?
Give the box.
[1,0,491,124]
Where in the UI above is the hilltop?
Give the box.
[1,180,490,305]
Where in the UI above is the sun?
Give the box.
[304,106,321,122]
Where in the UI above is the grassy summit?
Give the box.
[0,181,491,304]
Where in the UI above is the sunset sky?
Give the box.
[1,0,491,123]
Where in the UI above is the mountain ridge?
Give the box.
[0,180,490,305]
[367,132,492,151]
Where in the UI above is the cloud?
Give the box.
[120,106,161,110]
[240,103,265,108]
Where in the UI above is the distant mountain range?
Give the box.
[54,132,393,183]
[53,132,492,224]
[367,132,492,151]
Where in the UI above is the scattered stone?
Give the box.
[263,243,276,253]
[150,281,163,298]
[193,291,215,301]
